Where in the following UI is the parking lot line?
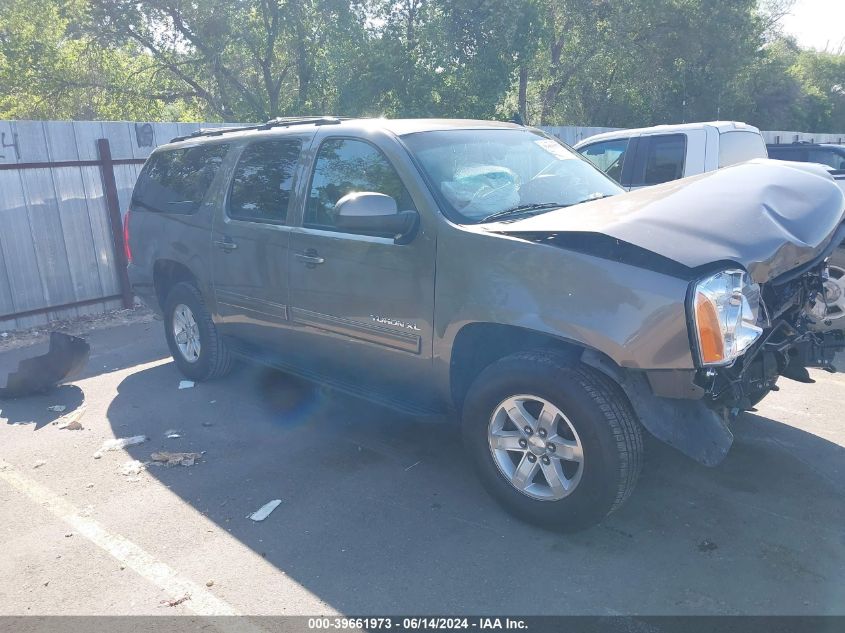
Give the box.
[0,459,250,620]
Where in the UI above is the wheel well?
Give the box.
[153,260,198,310]
[449,323,582,411]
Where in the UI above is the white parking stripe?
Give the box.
[0,459,267,629]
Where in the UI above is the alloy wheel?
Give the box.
[487,395,584,501]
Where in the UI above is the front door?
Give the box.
[287,136,437,406]
[211,135,308,351]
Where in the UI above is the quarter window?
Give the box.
[305,139,414,232]
[641,134,686,185]
[228,140,301,224]
[133,144,229,214]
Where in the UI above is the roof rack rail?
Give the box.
[169,116,348,143]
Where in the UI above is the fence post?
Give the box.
[96,138,134,309]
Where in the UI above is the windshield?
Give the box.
[402,128,623,224]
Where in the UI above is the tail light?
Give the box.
[123,209,132,264]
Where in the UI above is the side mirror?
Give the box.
[335,192,419,243]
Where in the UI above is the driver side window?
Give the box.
[304,138,414,233]
[579,139,629,183]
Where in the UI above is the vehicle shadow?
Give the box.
[107,362,845,614]
[0,384,85,429]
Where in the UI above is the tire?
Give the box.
[462,351,643,531]
[163,282,233,381]
[815,246,845,327]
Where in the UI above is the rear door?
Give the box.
[211,134,311,350]
[628,133,692,190]
[285,133,437,406]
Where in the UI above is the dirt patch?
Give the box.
[0,305,156,352]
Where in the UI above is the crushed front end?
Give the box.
[692,251,845,414]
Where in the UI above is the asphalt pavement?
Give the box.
[1,319,843,616]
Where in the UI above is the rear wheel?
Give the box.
[462,350,643,531]
[163,282,232,381]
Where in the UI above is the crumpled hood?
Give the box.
[490,160,845,283]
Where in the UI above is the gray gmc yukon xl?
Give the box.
[127,117,845,531]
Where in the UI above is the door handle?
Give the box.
[214,237,238,252]
[296,249,325,267]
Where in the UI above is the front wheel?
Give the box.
[462,351,643,531]
[163,282,233,381]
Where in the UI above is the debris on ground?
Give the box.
[150,451,203,466]
[697,539,718,552]
[164,429,182,439]
[33,460,46,469]
[160,593,191,607]
[57,407,86,431]
[0,306,153,352]
[205,580,214,587]
[47,405,66,413]
[118,460,147,476]
[64,532,73,538]
[201,421,214,427]
[0,333,90,398]
[248,499,282,522]
[93,435,147,458]
[178,380,195,390]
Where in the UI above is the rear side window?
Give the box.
[228,139,302,224]
[133,144,229,214]
[579,138,629,183]
[719,131,767,168]
[304,138,414,233]
[641,134,686,185]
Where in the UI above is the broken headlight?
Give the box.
[691,269,763,366]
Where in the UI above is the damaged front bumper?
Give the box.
[583,252,845,467]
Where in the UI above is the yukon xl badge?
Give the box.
[370,315,421,331]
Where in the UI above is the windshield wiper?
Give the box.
[479,203,566,223]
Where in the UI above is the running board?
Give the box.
[226,339,446,420]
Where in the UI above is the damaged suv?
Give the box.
[127,118,845,531]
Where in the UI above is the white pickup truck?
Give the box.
[574,121,768,190]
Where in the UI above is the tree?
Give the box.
[1,0,843,131]
[88,0,368,120]
[0,0,196,119]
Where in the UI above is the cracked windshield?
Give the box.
[404,129,622,223]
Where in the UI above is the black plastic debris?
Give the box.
[0,333,90,399]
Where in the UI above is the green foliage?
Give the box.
[1,0,843,131]
[0,0,202,120]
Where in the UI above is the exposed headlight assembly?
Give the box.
[691,270,763,366]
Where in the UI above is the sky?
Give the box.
[780,0,845,51]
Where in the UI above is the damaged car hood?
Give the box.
[490,160,845,283]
